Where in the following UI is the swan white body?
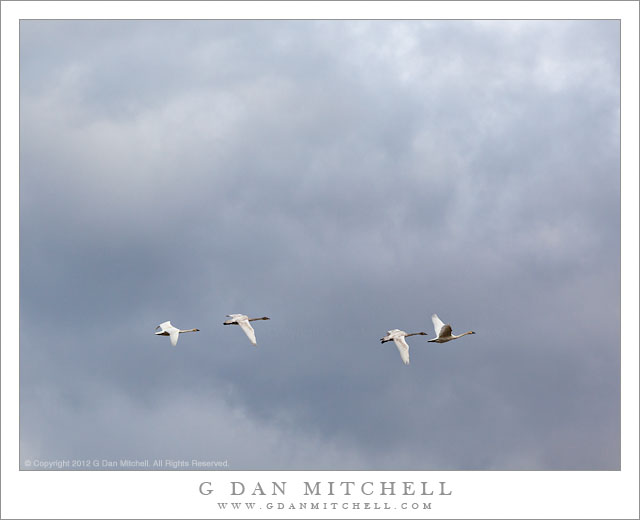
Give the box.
[154,321,200,346]
[224,314,270,346]
[380,329,428,365]
[428,314,475,343]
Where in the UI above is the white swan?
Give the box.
[428,314,475,343]
[223,314,270,346]
[154,321,200,346]
[380,329,428,365]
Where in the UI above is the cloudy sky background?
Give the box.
[19,20,620,470]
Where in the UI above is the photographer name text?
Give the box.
[199,480,452,497]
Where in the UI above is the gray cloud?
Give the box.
[20,20,619,470]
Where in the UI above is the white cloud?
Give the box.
[21,384,368,470]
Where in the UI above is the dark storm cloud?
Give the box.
[20,20,619,469]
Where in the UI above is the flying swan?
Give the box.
[380,329,428,365]
[154,321,200,346]
[223,314,270,346]
[428,314,475,343]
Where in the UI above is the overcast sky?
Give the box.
[19,20,620,470]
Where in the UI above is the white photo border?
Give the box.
[2,1,638,519]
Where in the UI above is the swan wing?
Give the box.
[224,314,248,324]
[382,329,400,341]
[156,321,172,332]
[440,324,452,338]
[169,329,179,347]
[392,336,410,365]
[238,319,257,345]
[432,314,447,337]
